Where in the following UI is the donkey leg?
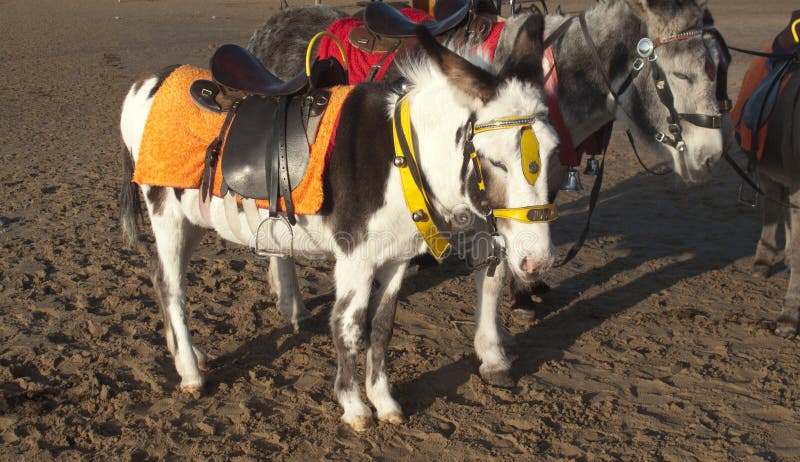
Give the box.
[147,188,207,392]
[268,257,310,331]
[330,259,374,431]
[776,188,800,337]
[753,174,784,278]
[365,261,407,425]
[474,262,514,387]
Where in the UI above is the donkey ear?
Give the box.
[497,10,545,86]
[415,24,498,104]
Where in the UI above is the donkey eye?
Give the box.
[672,72,691,82]
[486,158,508,173]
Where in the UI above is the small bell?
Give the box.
[561,167,583,191]
[583,155,600,176]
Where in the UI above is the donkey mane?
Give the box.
[392,48,549,116]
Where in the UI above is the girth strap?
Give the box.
[274,96,296,224]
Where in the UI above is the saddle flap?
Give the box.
[210,44,309,96]
[221,96,311,200]
[365,1,468,37]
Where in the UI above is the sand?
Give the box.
[0,0,798,460]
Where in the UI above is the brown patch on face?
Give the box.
[466,163,507,213]
[415,25,498,103]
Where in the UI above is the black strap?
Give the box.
[542,14,576,49]
[578,13,619,99]
[366,41,401,82]
[202,107,237,200]
[626,129,671,176]
[554,152,605,267]
[724,151,764,195]
[277,97,296,225]
[679,112,722,129]
[728,45,796,59]
[268,98,284,218]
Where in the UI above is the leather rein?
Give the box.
[392,94,557,276]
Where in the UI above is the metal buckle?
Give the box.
[633,58,645,71]
[738,181,758,207]
[637,37,655,59]
[655,132,666,143]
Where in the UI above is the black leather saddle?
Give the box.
[194,44,347,224]
[364,0,470,37]
[350,0,493,58]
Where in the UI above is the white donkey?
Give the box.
[118,20,558,431]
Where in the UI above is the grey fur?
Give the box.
[247,5,347,80]
[496,0,717,194]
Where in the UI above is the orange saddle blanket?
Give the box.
[133,64,352,214]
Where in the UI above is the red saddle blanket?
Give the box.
[316,8,505,84]
[318,9,596,166]
[133,65,352,214]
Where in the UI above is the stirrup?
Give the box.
[251,215,294,259]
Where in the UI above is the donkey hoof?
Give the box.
[511,306,538,321]
[480,369,515,388]
[344,415,374,432]
[774,322,798,338]
[751,263,771,279]
[291,310,312,333]
[179,378,204,396]
[378,412,404,425]
[193,347,208,372]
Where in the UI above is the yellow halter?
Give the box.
[392,96,558,260]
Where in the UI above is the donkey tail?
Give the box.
[119,143,142,247]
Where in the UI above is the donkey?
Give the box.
[728,13,800,337]
[248,0,726,188]
[119,21,559,430]
[247,0,728,364]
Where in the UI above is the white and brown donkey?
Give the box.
[118,20,558,430]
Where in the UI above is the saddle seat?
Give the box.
[348,0,494,55]
[210,44,310,97]
[364,0,469,37]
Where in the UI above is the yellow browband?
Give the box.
[392,97,558,259]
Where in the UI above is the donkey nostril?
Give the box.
[521,257,538,274]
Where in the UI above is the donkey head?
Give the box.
[623,0,725,184]
[400,14,558,281]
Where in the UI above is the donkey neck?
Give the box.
[545,0,643,145]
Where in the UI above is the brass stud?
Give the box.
[411,210,428,222]
[528,160,540,174]
[393,157,407,167]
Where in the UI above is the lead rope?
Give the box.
[554,144,606,267]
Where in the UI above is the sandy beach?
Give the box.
[1,0,798,459]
